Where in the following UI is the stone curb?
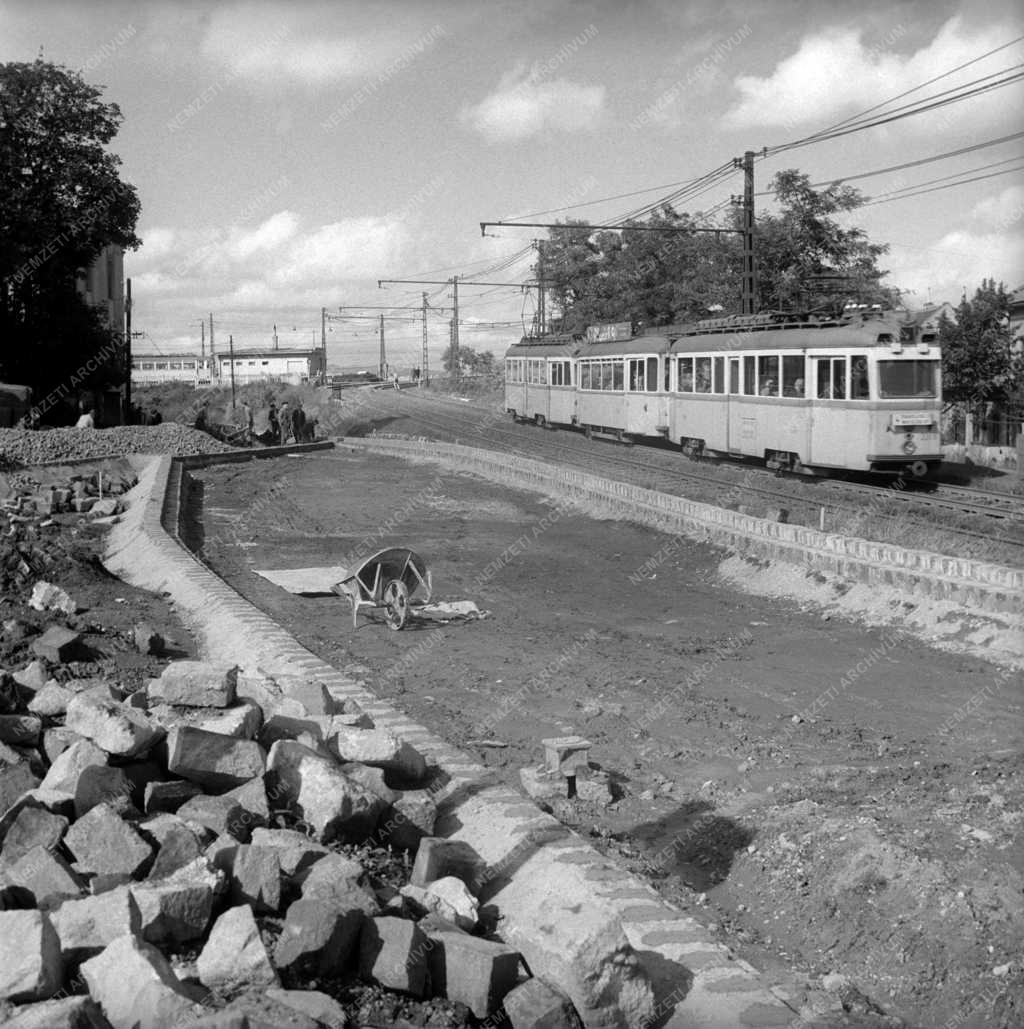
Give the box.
[102,451,799,1028]
[340,437,1024,614]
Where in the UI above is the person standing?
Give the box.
[268,400,280,443]
[239,400,253,446]
[75,408,95,429]
[291,401,305,443]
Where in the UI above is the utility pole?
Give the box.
[379,314,385,381]
[228,333,236,408]
[321,307,328,385]
[272,324,278,350]
[738,150,758,315]
[535,241,546,336]
[421,292,429,386]
[209,313,216,378]
[451,275,459,383]
[124,278,132,421]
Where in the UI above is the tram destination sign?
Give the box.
[891,412,933,428]
[586,322,634,343]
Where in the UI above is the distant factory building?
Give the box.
[216,347,325,385]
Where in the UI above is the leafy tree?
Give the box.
[441,342,497,376]
[0,58,140,394]
[534,169,892,332]
[938,279,1019,407]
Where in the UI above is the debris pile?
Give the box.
[0,644,583,1027]
[0,423,235,468]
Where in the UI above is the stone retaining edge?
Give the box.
[340,437,1023,614]
[101,451,799,1029]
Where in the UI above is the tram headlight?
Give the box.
[902,438,917,455]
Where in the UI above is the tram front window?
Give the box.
[878,360,938,398]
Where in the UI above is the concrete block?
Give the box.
[64,803,153,878]
[0,909,63,1002]
[197,904,278,994]
[151,661,238,708]
[503,977,579,1029]
[428,931,521,1017]
[410,837,486,893]
[64,695,162,758]
[0,714,42,746]
[32,627,82,665]
[265,740,385,844]
[166,726,266,792]
[5,845,85,907]
[50,886,141,964]
[80,934,203,1029]
[1,805,68,865]
[328,726,427,782]
[542,736,592,777]
[358,915,428,997]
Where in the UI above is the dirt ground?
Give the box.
[191,448,1023,1029]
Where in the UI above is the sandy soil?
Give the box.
[191,448,1023,1029]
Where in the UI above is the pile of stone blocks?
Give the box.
[0,658,582,1027]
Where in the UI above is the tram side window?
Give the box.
[677,357,694,392]
[613,362,623,390]
[580,363,591,389]
[628,359,646,392]
[729,358,740,395]
[757,355,779,396]
[647,357,658,392]
[713,356,725,394]
[815,357,847,399]
[850,355,869,399]
[693,356,711,393]
[550,361,571,386]
[602,362,616,390]
[743,355,755,395]
[782,356,805,397]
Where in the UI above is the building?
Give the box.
[131,354,216,386]
[77,244,125,335]
[216,347,325,385]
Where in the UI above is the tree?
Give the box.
[440,341,497,376]
[534,169,892,332]
[938,280,1019,408]
[0,58,140,395]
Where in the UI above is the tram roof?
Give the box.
[505,339,581,358]
[577,335,672,357]
[669,322,907,354]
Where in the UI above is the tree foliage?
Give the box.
[0,58,140,393]
[442,342,497,376]
[534,170,892,333]
[938,279,1019,407]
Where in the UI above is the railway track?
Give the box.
[336,389,1024,551]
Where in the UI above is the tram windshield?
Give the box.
[878,360,939,398]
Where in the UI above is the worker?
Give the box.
[268,400,280,442]
[278,401,290,444]
[75,408,95,429]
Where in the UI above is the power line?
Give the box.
[862,162,1024,206]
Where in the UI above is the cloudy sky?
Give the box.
[2,0,1022,371]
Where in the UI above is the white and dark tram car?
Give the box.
[505,311,943,477]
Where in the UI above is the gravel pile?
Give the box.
[0,423,236,466]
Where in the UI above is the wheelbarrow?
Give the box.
[332,547,432,630]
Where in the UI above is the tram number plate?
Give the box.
[891,413,930,428]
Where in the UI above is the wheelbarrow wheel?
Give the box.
[382,579,410,630]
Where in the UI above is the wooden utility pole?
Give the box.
[740,150,758,315]
[228,333,236,408]
[421,292,429,385]
[321,307,328,384]
[451,275,459,383]
[209,313,216,378]
[379,314,386,381]
[124,278,132,421]
[535,242,546,336]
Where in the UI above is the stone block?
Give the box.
[428,932,521,1018]
[131,622,164,656]
[73,765,134,819]
[147,822,204,880]
[38,740,107,799]
[41,728,81,764]
[274,895,366,976]
[258,712,331,750]
[50,887,141,964]
[197,904,278,995]
[338,762,398,805]
[176,793,250,842]
[381,789,437,851]
[1,806,68,865]
[0,714,42,746]
[401,876,478,930]
[1,995,110,1028]
[80,934,203,1029]
[151,662,237,708]
[64,803,153,879]
[503,977,579,1029]
[265,988,348,1029]
[197,700,262,740]
[248,827,329,877]
[298,853,371,902]
[0,909,63,1002]
[166,726,265,792]
[358,916,428,997]
[64,695,162,758]
[143,779,202,814]
[28,583,76,617]
[13,660,50,692]
[410,837,486,893]
[328,726,427,782]
[129,859,220,944]
[32,628,82,665]
[0,762,39,815]
[27,684,75,718]
[5,845,84,907]
[227,845,282,914]
[278,678,336,715]
[265,740,385,844]
[223,776,268,832]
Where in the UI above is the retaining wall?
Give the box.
[341,437,1024,616]
[102,449,799,1028]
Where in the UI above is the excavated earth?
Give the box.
[188,441,1023,1029]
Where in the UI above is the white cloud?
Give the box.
[723,17,1023,132]
[967,184,1024,233]
[463,65,605,141]
[271,217,409,286]
[229,211,299,260]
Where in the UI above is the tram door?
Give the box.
[726,357,742,453]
